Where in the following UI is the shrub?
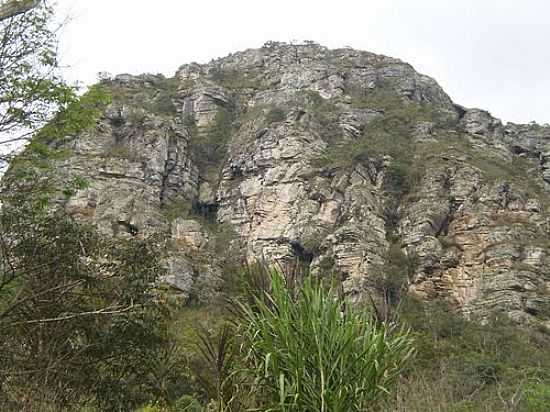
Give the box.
[265,107,287,124]
[106,141,142,161]
[366,241,416,322]
[0,208,172,411]
[192,325,239,412]
[108,75,179,117]
[152,77,179,115]
[136,404,164,412]
[209,67,260,89]
[163,199,193,222]
[386,300,550,411]
[189,107,235,181]
[523,383,550,411]
[172,395,202,412]
[297,90,343,142]
[233,270,414,412]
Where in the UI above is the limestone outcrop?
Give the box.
[40,42,549,324]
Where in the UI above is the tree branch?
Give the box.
[9,302,137,325]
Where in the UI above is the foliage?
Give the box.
[0,203,172,411]
[104,74,179,118]
[2,84,111,212]
[316,85,450,193]
[204,222,238,261]
[0,2,203,411]
[106,141,143,161]
[192,325,239,411]
[209,67,260,89]
[380,299,550,411]
[171,395,203,412]
[295,90,343,142]
[417,135,548,201]
[189,107,235,181]
[0,77,182,411]
[137,404,165,412]
[145,286,550,412]
[0,1,78,151]
[265,107,287,124]
[151,77,180,115]
[523,383,550,411]
[233,269,414,412]
[366,241,417,322]
[163,199,194,222]
[34,84,112,142]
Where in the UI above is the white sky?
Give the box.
[56,0,550,125]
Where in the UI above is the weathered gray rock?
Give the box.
[32,42,550,324]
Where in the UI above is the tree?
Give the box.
[0,3,170,406]
[0,194,172,410]
[0,73,173,410]
[0,2,194,410]
[0,0,75,165]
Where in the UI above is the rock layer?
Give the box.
[44,42,550,323]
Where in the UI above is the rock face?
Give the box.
[45,42,550,324]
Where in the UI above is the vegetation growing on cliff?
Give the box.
[2,3,550,409]
[5,84,111,194]
[187,106,236,183]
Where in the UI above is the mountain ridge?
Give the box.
[30,41,550,327]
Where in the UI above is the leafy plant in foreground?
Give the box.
[233,269,414,412]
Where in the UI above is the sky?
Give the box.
[56,0,550,125]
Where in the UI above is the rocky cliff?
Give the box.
[47,42,550,326]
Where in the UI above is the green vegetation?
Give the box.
[0,33,186,408]
[3,8,550,409]
[36,84,112,141]
[162,269,550,412]
[294,90,344,142]
[107,75,179,117]
[316,86,443,178]
[209,67,261,90]
[419,137,548,200]
[381,300,550,412]
[264,106,287,124]
[2,239,549,412]
[0,201,174,411]
[163,198,194,222]
[233,270,414,412]
[204,222,237,260]
[0,1,80,143]
[4,85,111,209]
[367,240,417,321]
[188,107,235,182]
[309,87,451,239]
[157,266,413,412]
[150,77,180,115]
[14,84,110,158]
[106,140,143,161]
[523,383,550,411]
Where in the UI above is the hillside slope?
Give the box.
[47,41,550,326]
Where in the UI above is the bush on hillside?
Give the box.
[231,269,414,412]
